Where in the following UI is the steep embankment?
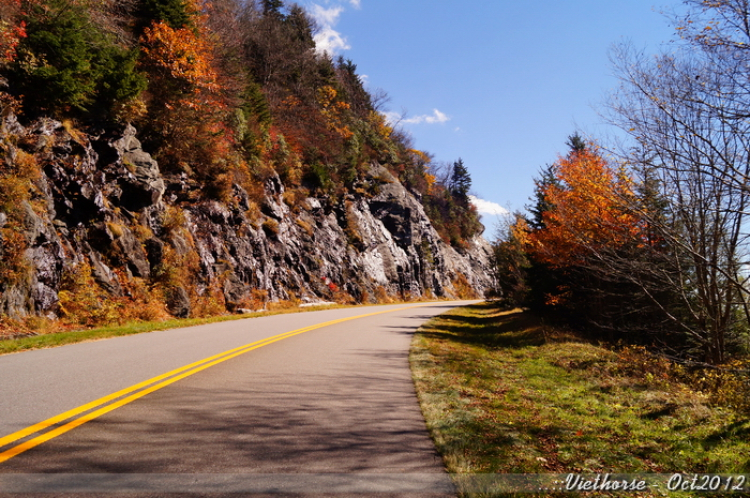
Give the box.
[0,114,492,321]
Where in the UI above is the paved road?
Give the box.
[0,302,473,497]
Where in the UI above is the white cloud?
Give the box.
[310,4,343,26]
[424,109,450,124]
[349,0,361,8]
[309,4,350,55]
[384,109,450,126]
[469,196,509,216]
[314,26,351,53]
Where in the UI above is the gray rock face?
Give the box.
[0,117,494,319]
[112,125,165,212]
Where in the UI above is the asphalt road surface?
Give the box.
[0,302,475,497]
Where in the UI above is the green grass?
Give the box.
[410,303,750,497]
[0,303,352,356]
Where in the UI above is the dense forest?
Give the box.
[493,0,750,392]
[0,0,486,332]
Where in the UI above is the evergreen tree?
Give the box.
[449,158,471,205]
[136,0,194,32]
[526,135,583,231]
[286,4,315,48]
[566,133,586,153]
[262,0,285,19]
[5,0,146,120]
[526,164,559,231]
[336,56,372,117]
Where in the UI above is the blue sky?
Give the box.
[300,0,681,234]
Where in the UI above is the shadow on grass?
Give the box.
[702,418,750,450]
[418,303,548,350]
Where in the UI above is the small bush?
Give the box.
[191,279,227,318]
[236,288,268,312]
[262,218,279,238]
[0,315,56,339]
[160,205,187,236]
[451,273,478,299]
[105,221,124,239]
[295,218,314,237]
[344,200,364,248]
[245,199,262,224]
[333,290,355,304]
[267,300,297,311]
[57,262,122,327]
[283,187,308,213]
[685,359,750,414]
[359,289,370,304]
[374,285,390,304]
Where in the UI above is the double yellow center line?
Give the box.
[0,305,419,464]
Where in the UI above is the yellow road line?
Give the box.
[0,305,421,464]
[0,326,309,448]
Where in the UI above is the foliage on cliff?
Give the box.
[0,0,481,246]
[0,0,488,331]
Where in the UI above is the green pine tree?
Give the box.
[449,158,471,205]
[136,0,194,32]
[566,133,587,153]
[5,0,146,120]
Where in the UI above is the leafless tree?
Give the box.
[605,2,750,362]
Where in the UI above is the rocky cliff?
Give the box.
[0,114,493,321]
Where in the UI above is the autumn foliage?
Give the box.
[139,19,222,111]
[493,138,665,338]
[0,0,481,248]
[526,143,640,268]
[0,0,484,331]
[0,0,26,64]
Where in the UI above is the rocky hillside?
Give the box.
[0,0,494,330]
[0,113,493,323]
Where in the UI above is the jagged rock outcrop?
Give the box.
[0,115,493,319]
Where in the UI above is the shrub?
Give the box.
[0,145,39,288]
[295,218,314,237]
[359,288,370,304]
[374,285,390,304]
[236,288,268,312]
[344,201,364,249]
[262,218,279,238]
[684,359,750,415]
[160,205,187,236]
[191,279,227,318]
[57,262,122,327]
[333,289,355,304]
[304,162,334,193]
[451,273,478,299]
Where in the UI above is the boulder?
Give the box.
[112,125,165,211]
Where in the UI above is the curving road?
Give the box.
[0,302,473,497]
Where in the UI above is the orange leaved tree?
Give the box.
[518,137,661,337]
[138,0,234,194]
[527,141,641,269]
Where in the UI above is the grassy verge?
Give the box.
[0,302,353,356]
[411,302,750,497]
